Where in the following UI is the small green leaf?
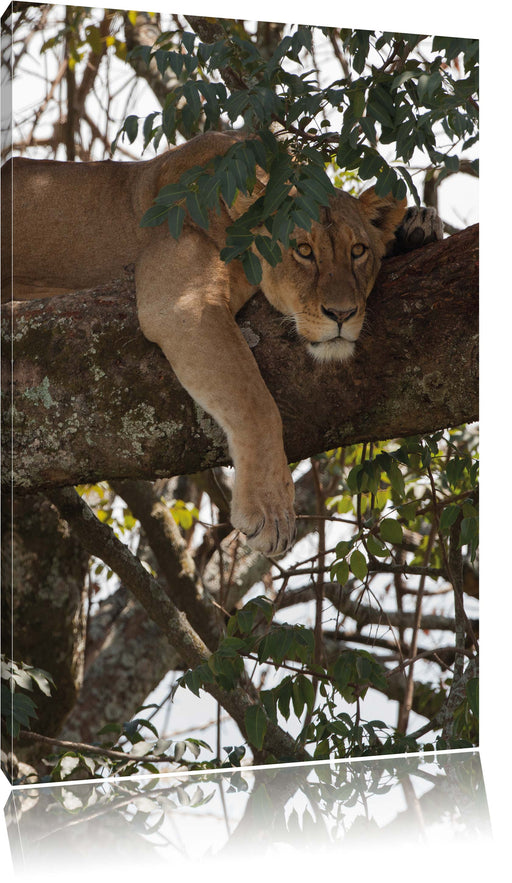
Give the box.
[124,115,139,143]
[460,516,478,548]
[255,235,281,266]
[335,539,354,559]
[241,250,263,286]
[374,165,398,197]
[366,534,388,558]
[439,504,461,533]
[388,460,406,498]
[380,518,403,544]
[350,549,368,581]
[331,558,350,585]
[244,705,267,751]
[167,204,185,240]
[186,190,209,229]
[140,203,169,228]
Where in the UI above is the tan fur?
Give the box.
[1,132,406,555]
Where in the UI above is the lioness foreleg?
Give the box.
[135,235,296,556]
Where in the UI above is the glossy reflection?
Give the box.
[5,750,490,879]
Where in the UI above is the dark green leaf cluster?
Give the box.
[112,23,478,279]
[329,429,479,586]
[451,676,479,742]
[138,131,334,284]
[1,655,55,738]
[334,31,478,194]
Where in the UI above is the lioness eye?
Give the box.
[352,243,367,258]
[295,243,314,259]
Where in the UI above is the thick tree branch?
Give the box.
[59,596,181,744]
[2,225,478,492]
[110,478,223,648]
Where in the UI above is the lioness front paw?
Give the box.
[231,471,296,557]
[394,206,444,253]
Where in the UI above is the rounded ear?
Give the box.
[359,186,407,245]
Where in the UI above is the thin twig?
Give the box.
[397,525,437,734]
[18,729,180,766]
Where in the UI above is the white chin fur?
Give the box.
[307,338,356,363]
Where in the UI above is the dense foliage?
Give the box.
[116,24,478,282]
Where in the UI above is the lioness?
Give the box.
[1,132,442,555]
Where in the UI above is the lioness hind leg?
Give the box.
[393,206,444,253]
[134,234,296,556]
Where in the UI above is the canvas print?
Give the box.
[1,4,479,785]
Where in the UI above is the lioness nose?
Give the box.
[321,305,357,326]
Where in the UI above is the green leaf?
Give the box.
[332,654,352,694]
[292,680,306,719]
[250,595,274,622]
[167,204,186,240]
[359,151,383,180]
[380,518,403,544]
[300,163,335,197]
[296,177,331,207]
[293,193,321,223]
[241,250,263,286]
[350,549,368,581]
[388,459,406,498]
[297,675,315,716]
[335,539,354,559]
[255,235,281,266]
[460,516,478,548]
[11,669,33,691]
[226,90,250,122]
[167,50,184,79]
[331,558,350,585]
[244,705,267,750]
[123,115,139,143]
[374,165,398,197]
[392,177,407,200]
[140,203,169,228]
[277,677,293,721]
[366,534,388,558]
[186,190,209,229]
[439,504,461,533]
[181,31,196,54]
[219,167,238,207]
[260,689,278,725]
[142,111,159,148]
[367,85,395,128]
[180,668,202,696]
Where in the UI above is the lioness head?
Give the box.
[256,187,406,363]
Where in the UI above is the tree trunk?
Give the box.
[1,225,478,493]
[1,491,89,772]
